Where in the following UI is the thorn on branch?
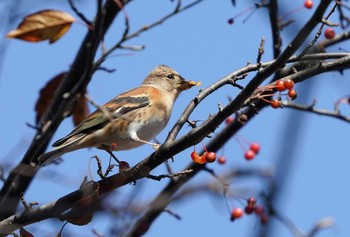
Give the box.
[25,122,40,131]
[119,45,146,51]
[186,119,199,129]
[95,66,117,73]
[249,103,260,114]
[280,19,295,31]
[20,193,38,210]
[164,208,182,220]
[218,102,223,112]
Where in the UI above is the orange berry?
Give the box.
[275,80,286,92]
[191,151,206,164]
[283,79,294,90]
[205,152,217,163]
[249,142,260,154]
[288,89,297,99]
[217,156,227,164]
[324,28,335,39]
[270,99,281,109]
[304,0,313,9]
[230,208,244,221]
[244,150,256,160]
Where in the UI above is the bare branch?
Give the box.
[281,99,350,123]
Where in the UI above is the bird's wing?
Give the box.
[52,93,150,147]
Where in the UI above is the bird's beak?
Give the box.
[178,79,199,91]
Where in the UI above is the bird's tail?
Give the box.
[37,134,86,167]
[37,146,68,167]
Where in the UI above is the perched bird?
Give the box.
[38,65,196,167]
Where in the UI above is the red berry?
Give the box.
[288,89,297,99]
[244,150,256,160]
[247,197,257,208]
[324,28,335,39]
[275,80,286,92]
[304,0,313,9]
[217,156,227,164]
[254,205,264,215]
[249,142,260,154]
[225,116,234,125]
[205,152,217,163]
[260,214,269,224]
[227,18,234,24]
[244,206,254,214]
[230,208,243,221]
[270,99,281,109]
[283,79,294,90]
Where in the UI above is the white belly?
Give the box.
[112,118,167,150]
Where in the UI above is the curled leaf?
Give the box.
[35,72,66,124]
[7,10,75,43]
[65,180,99,226]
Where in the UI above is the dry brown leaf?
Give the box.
[65,181,99,226]
[35,72,66,124]
[73,94,90,126]
[7,10,75,43]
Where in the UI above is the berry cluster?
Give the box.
[235,135,261,161]
[230,197,268,224]
[244,142,260,160]
[191,146,217,164]
[258,79,297,109]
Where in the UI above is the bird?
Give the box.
[37,65,197,167]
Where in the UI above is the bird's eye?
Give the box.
[166,74,175,79]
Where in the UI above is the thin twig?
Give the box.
[281,100,350,123]
[68,0,92,26]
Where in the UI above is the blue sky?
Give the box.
[1,0,350,236]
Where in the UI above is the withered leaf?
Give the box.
[35,72,66,124]
[65,181,99,226]
[7,10,75,44]
[73,93,90,126]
